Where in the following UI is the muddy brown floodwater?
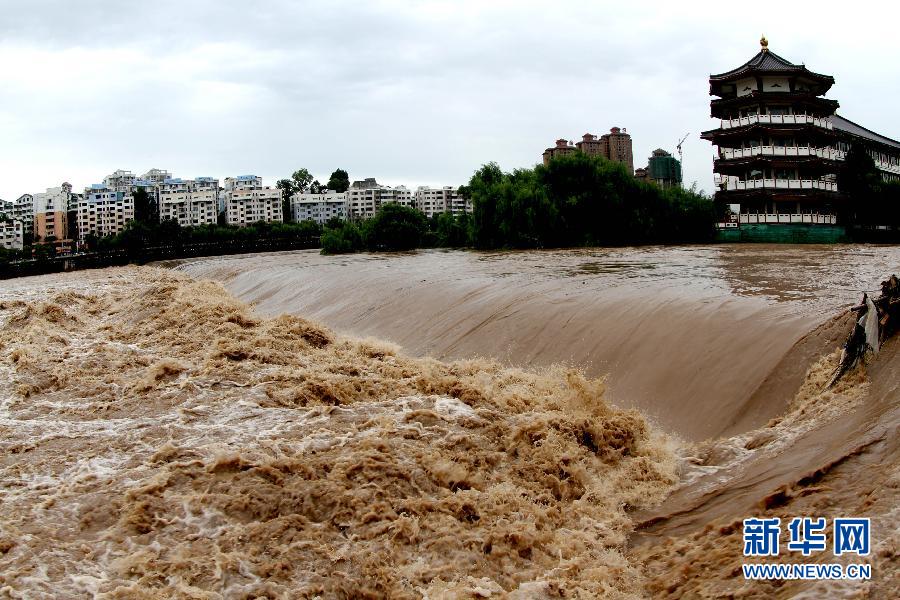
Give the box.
[177,244,900,442]
[1,243,897,598]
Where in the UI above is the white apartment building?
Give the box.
[78,184,135,239]
[0,219,24,251]
[141,168,172,184]
[104,169,158,216]
[290,191,348,224]
[103,169,136,192]
[33,183,74,242]
[1,194,34,235]
[223,175,283,227]
[194,177,221,214]
[158,178,218,227]
[414,186,471,218]
[33,184,72,214]
[346,178,414,219]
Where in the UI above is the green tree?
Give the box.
[324,216,345,230]
[83,233,99,251]
[132,187,158,224]
[465,153,715,248]
[430,212,472,247]
[290,168,314,192]
[33,242,54,262]
[0,246,21,266]
[327,168,351,193]
[363,203,428,251]
[321,220,363,254]
[278,168,316,221]
[277,179,297,222]
[838,145,882,225]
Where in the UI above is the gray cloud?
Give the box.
[2,0,898,200]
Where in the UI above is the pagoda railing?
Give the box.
[738,213,837,225]
[718,114,834,131]
[874,158,900,175]
[724,179,838,192]
[719,146,845,161]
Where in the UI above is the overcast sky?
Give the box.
[2,0,899,200]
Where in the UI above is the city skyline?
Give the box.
[2,0,899,201]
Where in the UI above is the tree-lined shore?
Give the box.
[5,149,900,279]
[317,153,718,253]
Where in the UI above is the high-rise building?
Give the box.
[542,139,577,165]
[103,169,137,192]
[141,168,173,185]
[290,191,348,224]
[33,183,74,252]
[78,184,135,239]
[414,186,471,217]
[223,175,282,227]
[646,149,682,188]
[0,218,24,251]
[103,168,160,220]
[544,127,634,172]
[158,178,218,227]
[0,194,33,236]
[194,177,222,215]
[346,179,413,219]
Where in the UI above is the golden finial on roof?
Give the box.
[760,35,769,52]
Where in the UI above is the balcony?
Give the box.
[738,213,837,225]
[718,114,834,131]
[719,146,845,161]
[723,179,838,192]
[874,159,900,175]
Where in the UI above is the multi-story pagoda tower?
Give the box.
[702,37,844,229]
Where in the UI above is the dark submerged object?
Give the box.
[829,275,900,387]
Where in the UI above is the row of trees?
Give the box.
[319,153,716,254]
[466,152,716,248]
[86,219,321,256]
[837,146,900,229]
[320,204,472,253]
[3,153,720,269]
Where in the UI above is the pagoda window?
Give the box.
[767,106,791,116]
[748,169,764,181]
[775,168,797,180]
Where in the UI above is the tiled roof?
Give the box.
[831,114,900,150]
[710,50,833,82]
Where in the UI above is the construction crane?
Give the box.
[676,133,690,187]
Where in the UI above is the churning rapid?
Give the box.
[1,244,898,598]
[0,267,676,598]
[177,245,900,441]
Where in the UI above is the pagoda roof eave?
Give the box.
[701,123,839,141]
[709,49,834,85]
